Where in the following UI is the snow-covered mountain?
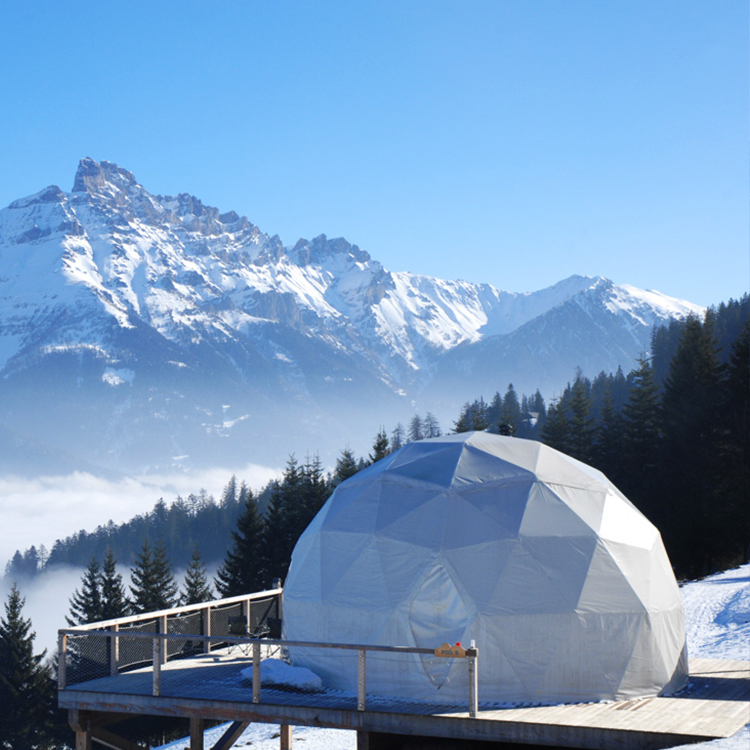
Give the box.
[0,158,703,473]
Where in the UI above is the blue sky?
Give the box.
[0,0,746,307]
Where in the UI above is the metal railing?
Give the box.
[58,589,480,718]
[58,589,282,685]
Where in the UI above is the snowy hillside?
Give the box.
[159,565,749,750]
[0,159,703,472]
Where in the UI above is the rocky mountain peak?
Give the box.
[72,157,138,195]
[290,234,373,267]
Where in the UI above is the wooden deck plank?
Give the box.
[59,655,749,749]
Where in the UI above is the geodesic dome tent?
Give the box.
[283,432,688,704]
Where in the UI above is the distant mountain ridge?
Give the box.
[0,158,703,473]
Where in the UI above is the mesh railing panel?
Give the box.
[118,619,158,671]
[250,596,279,636]
[66,633,110,685]
[166,611,203,659]
[210,602,242,644]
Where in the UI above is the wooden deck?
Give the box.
[59,655,749,749]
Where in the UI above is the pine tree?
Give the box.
[660,315,725,575]
[592,385,623,482]
[259,457,303,586]
[333,447,359,486]
[651,318,685,385]
[471,398,489,431]
[215,483,265,597]
[720,320,750,567]
[4,551,25,580]
[501,384,522,434]
[620,357,661,519]
[130,540,178,613]
[0,585,57,749]
[67,555,104,626]
[221,475,238,507]
[101,547,129,621]
[259,457,334,587]
[453,403,473,433]
[567,377,595,463]
[407,414,424,442]
[487,392,503,431]
[423,412,442,438]
[390,423,405,450]
[182,545,213,604]
[528,389,546,418]
[369,428,390,463]
[299,455,330,531]
[259,481,287,587]
[541,400,570,453]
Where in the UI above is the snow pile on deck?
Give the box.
[240,659,323,691]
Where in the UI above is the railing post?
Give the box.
[252,641,261,704]
[109,624,119,676]
[273,578,283,621]
[467,641,478,718]
[203,606,212,654]
[159,615,168,664]
[58,633,67,689]
[152,637,162,696]
[357,649,367,711]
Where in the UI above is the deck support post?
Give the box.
[70,710,92,750]
[252,641,261,703]
[357,649,366,711]
[75,729,92,750]
[280,724,292,749]
[212,721,249,750]
[91,727,142,750]
[190,717,204,750]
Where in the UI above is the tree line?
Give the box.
[448,296,748,579]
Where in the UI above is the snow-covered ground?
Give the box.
[668,564,750,750]
[159,565,749,750]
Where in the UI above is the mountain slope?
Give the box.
[0,159,703,472]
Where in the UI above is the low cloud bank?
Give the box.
[0,463,277,654]
[0,462,280,569]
